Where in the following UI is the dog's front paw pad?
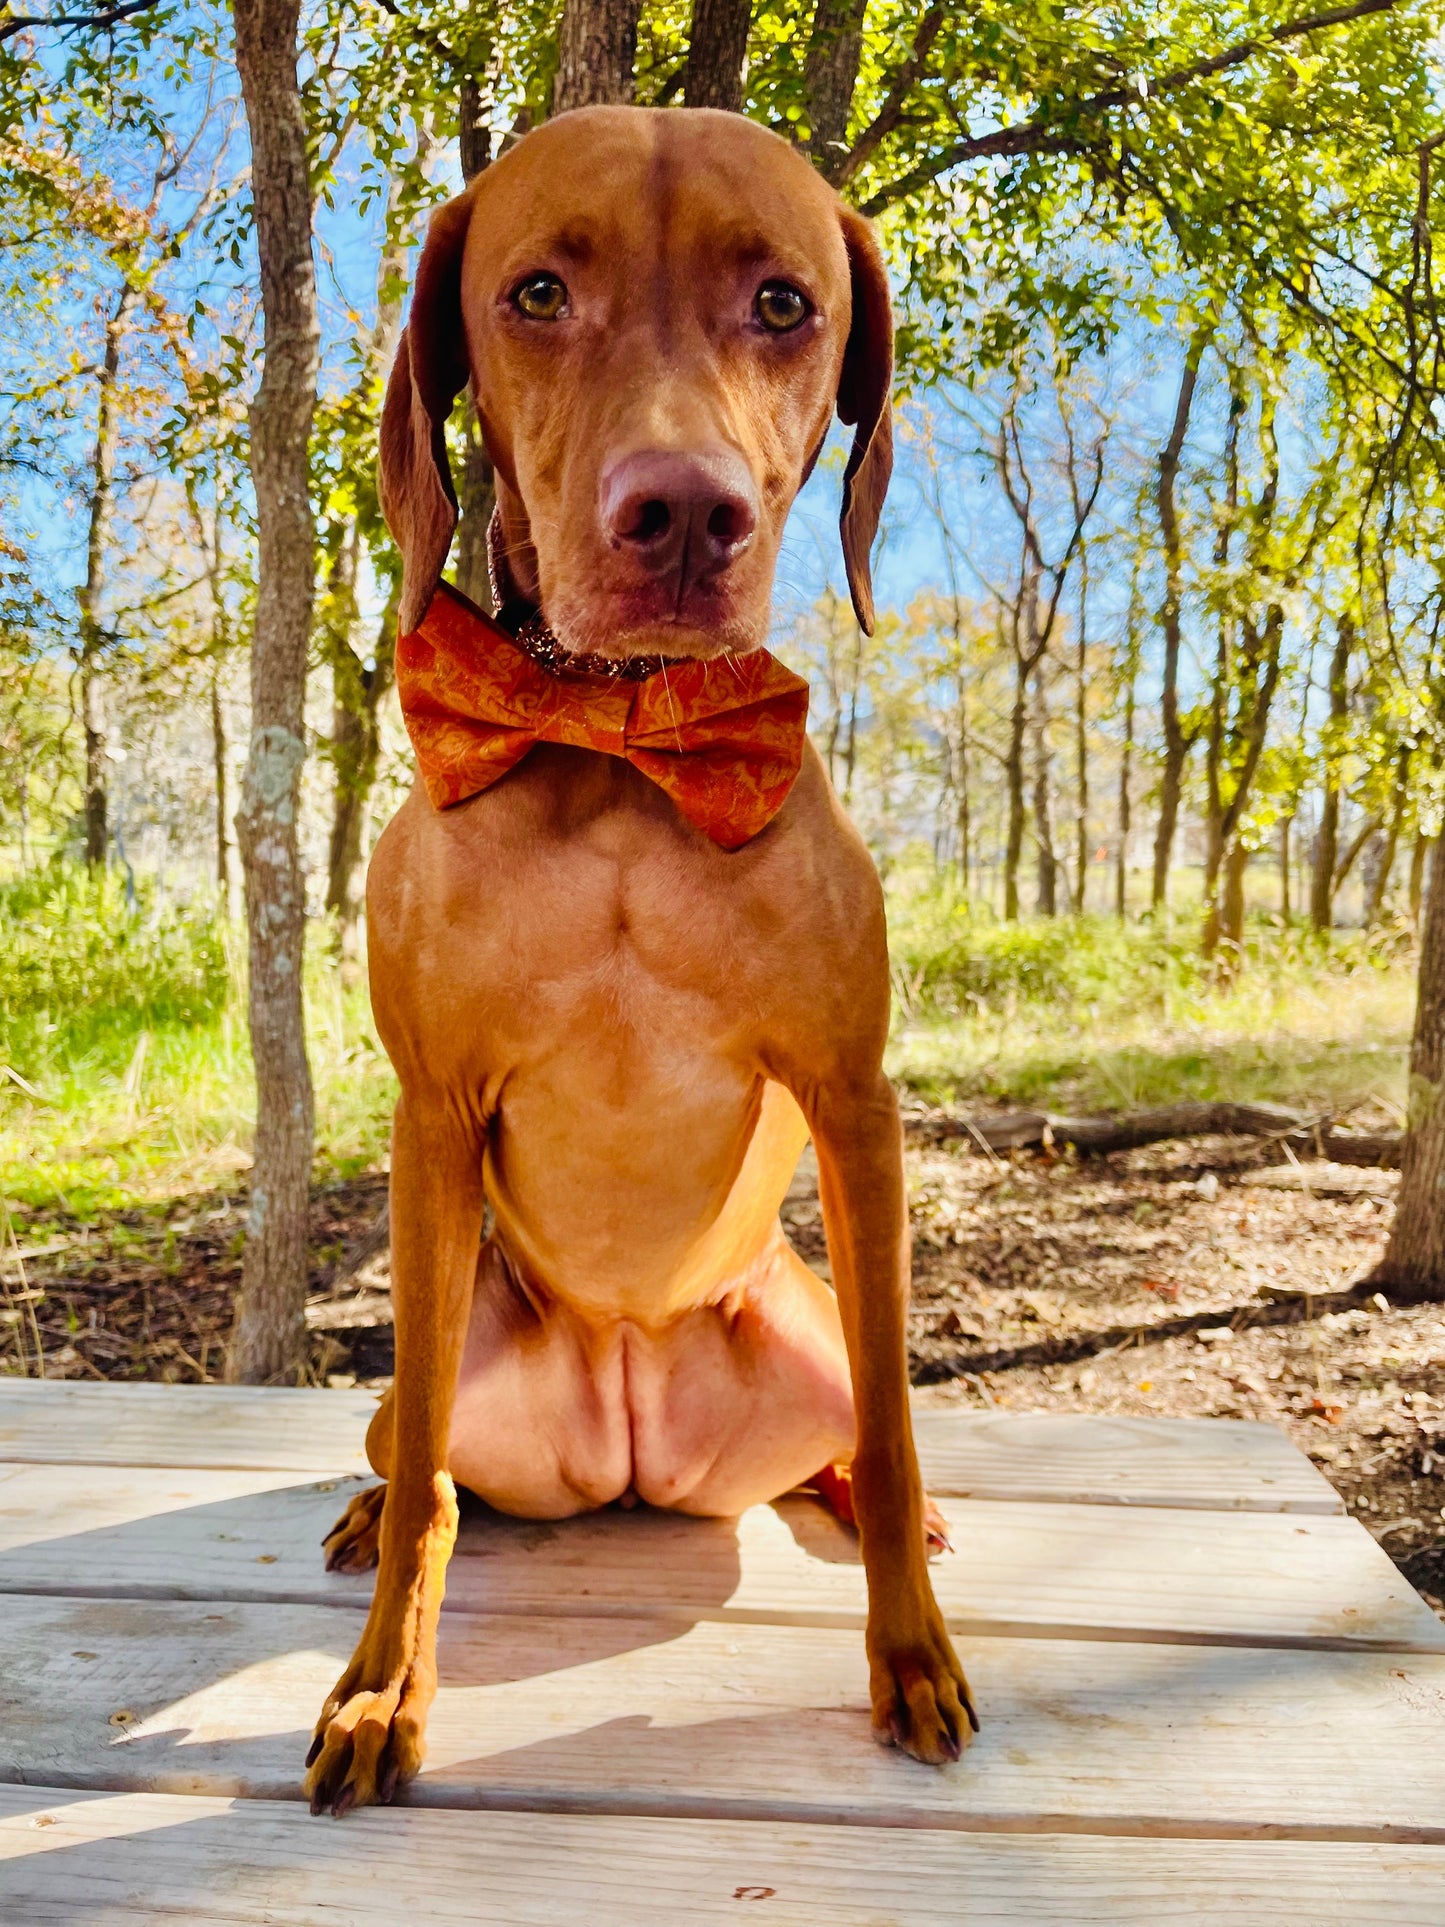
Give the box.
[870,1641,978,1765]
[304,1675,426,1817]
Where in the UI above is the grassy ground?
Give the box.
[886,879,1413,1121]
[0,867,396,1220]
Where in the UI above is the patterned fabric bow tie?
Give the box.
[396,584,811,851]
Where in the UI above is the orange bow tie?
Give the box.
[396,585,810,851]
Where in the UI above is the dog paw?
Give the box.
[322,1482,386,1574]
[810,1462,953,1557]
[304,1647,435,1816]
[868,1615,978,1765]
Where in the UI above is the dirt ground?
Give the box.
[5,1114,1443,1617]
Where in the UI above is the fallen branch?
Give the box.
[906,1100,1401,1167]
[912,1277,1385,1385]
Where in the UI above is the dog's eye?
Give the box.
[513,273,568,321]
[755,280,810,333]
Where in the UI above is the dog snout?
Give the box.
[600,448,758,585]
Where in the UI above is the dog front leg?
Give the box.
[304,1092,484,1815]
[806,1071,978,1763]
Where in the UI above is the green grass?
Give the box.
[886,877,1414,1119]
[0,861,1418,1219]
[0,866,395,1217]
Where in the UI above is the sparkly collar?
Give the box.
[487,514,684,684]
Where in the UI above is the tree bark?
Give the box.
[1220,833,1249,954]
[684,0,749,110]
[1116,651,1135,919]
[801,0,867,180]
[912,1098,1402,1164]
[553,0,642,111]
[210,663,239,920]
[1311,614,1354,932]
[1150,323,1210,909]
[1031,666,1058,916]
[228,0,320,1385]
[452,103,496,608]
[1411,831,1433,927]
[77,281,136,868]
[326,582,399,986]
[1376,840,1445,1300]
[1365,745,1411,927]
[1003,680,1027,920]
[1074,564,1089,913]
[955,687,970,896]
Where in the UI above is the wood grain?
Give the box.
[0,1461,1426,1649]
[4,1597,1445,1838]
[910,1410,1340,1512]
[0,1382,378,1474]
[0,1383,1341,1513]
[4,1789,1444,1925]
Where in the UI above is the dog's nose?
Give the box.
[599,449,758,581]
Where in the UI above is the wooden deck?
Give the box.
[1,1383,1443,1920]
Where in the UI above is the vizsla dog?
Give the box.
[306,103,976,1817]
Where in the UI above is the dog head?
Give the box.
[380,105,893,660]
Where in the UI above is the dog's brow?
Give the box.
[533,226,597,267]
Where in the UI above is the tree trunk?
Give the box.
[1003,682,1027,921]
[1221,834,1249,958]
[1376,841,1445,1300]
[1074,569,1088,913]
[685,0,749,110]
[1310,614,1353,932]
[1116,648,1135,919]
[451,105,496,610]
[1031,669,1057,917]
[1150,323,1209,909]
[228,0,320,1386]
[1334,812,1380,899]
[1411,831,1433,928]
[77,281,136,868]
[210,663,239,920]
[801,0,867,179]
[1366,746,1411,928]
[1279,814,1292,921]
[955,688,970,896]
[553,0,642,111]
[327,582,399,986]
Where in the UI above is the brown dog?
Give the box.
[305,104,975,1817]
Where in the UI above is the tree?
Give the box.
[226,0,319,1384]
[554,0,643,111]
[1150,319,1210,909]
[1377,840,1445,1297]
[1310,615,1356,930]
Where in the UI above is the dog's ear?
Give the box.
[379,188,476,634]
[835,207,894,637]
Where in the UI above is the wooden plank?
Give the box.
[4,1596,1445,1838]
[4,1792,1444,1927]
[0,1382,1343,1514]
[0,1382,377,1474]
[0,1462,1430,1650]
[910,1410,1341,1513]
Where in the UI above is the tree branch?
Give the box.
[860,0,1401,213]
[835,5,945,189]
[0,0,162,41]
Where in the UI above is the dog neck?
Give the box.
[486,512,682,684]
